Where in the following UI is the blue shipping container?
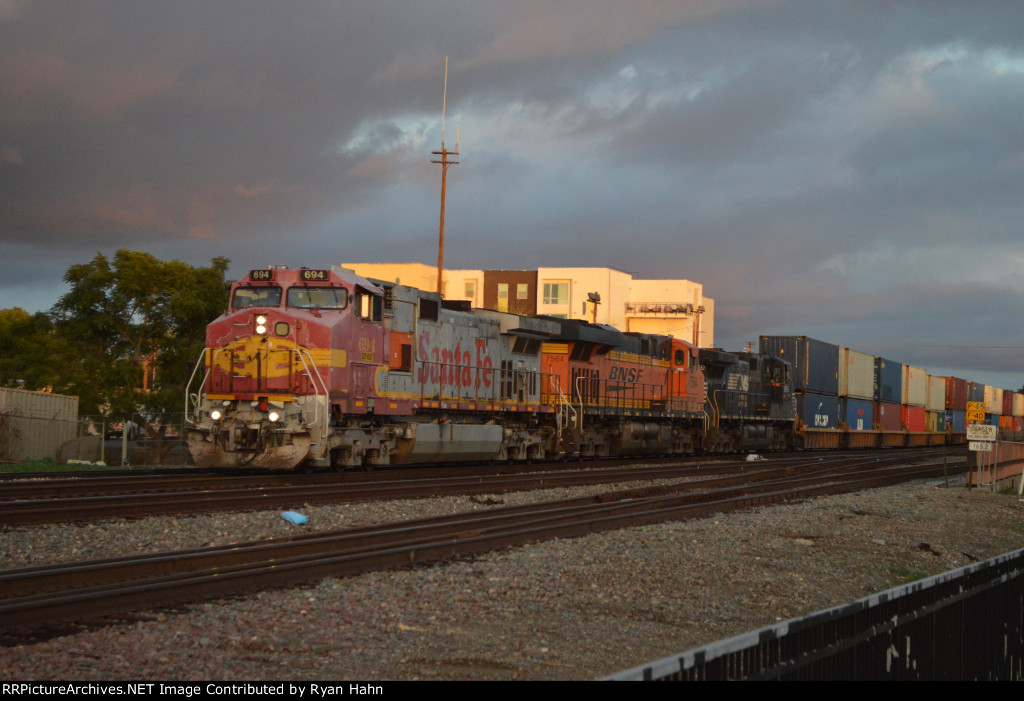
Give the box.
[841,397,874,430]
[797,392,839,429]
[873,356,903,404]
[760,336,839,395]
[946,410,966,432]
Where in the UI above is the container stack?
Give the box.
[943,376,967,433]
[759,336,839,432]
[901,365,928,433]
[1012,394,1024,440]
[838,348,873,432]
[987,388,1019,437]
[984,385,1003,430]
[874,357,903,433]
[758,335,1023,444]
[925,375,946,433]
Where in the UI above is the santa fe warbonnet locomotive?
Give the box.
[184,266,960,470]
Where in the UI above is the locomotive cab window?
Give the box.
[232,286,282,309]
[356,292,383,321]
[286,286,348,310]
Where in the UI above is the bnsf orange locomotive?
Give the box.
[185,266,791,469]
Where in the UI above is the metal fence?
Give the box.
[59,413,192,466]
[606,547,1024,681]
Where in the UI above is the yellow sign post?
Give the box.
[966,401,985,423]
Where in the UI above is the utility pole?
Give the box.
[432,57,459,298]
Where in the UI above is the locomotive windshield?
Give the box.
[232,286,283,309]
[286,286,349,310]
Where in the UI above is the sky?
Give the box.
[2,1,1024,389]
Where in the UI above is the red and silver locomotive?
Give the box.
[185,266,714,469]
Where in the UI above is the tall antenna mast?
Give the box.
[432,56,459,298]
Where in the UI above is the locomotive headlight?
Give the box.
[268,410,281,422]
[210,409,222,421]
[255,315,268,335]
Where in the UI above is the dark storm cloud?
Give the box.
[2,1,1024,385]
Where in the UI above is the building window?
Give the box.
[517,283,528,300]
[497,283,509,312]
[465,280,476,300]
[543,282,568,305]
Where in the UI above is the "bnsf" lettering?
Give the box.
[608,366,642,383]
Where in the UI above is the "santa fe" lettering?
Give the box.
[417,332,493,388]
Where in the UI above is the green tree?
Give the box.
[0,308,61,390]
[49,249,230,417]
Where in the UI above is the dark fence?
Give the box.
[55,413,192,466]
[606,547,1024,681]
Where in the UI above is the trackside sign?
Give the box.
[966,424,997,442]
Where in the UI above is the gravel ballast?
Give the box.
[2,478,1023,680]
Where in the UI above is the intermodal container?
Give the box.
[875,401,902,432]
[984,386,1003,415]
[1002,390,1015,417]
[902,405,926,432]
[841,397,874,430]
[797,391,839,429]
[926,411,946,432]
[759,336,839,395]
[925,375,945,412]
[902,365,927,407]
[874,357,903,403]
[986,413,1000,427]
[999,415,1014,430]
[946,410,966,432]
[943,376,967,411]
[967,382,985,403]
[1015,393,1024,418]
[839,348,874,399]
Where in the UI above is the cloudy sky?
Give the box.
[3,1,1024,388]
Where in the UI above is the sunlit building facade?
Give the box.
[340,263,713,347]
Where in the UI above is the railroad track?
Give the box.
[0,448,960,526]
[0,454,967,640]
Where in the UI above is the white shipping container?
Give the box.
[0,387,79,461]
[1015,392,1024,418]
[984,385,1003,415]
[925,375,946,412]
[902,365,927,407]
[838,348,875,399]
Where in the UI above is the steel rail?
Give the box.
[0,450,953,526]
[0,459,966,637]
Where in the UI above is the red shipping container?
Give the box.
[902,405,926,432]
[1003,390,1015,416]
[999,415,1014,429]
[875,401,902,431]
[943,376,967,411]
